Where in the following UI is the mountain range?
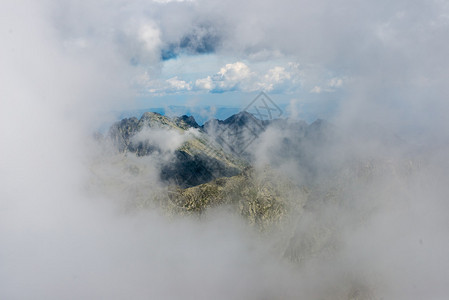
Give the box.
[107,111,332,188]
[117,106,242,125]
[91,109,417,274]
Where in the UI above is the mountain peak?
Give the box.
[140,111,165,121]
[139,111,176,129]
[223,111,257,125]
[174,115,200,130]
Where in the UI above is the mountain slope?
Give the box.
[167,166,307,231]
[108,112,247,187]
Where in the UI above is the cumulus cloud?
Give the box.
[309,76,348,93]
[166,76,192,91]
[256,64,301,92]
[194,76,214,91]
[137,74,192,94]
[140,61,306,94]
[197,61,255,92]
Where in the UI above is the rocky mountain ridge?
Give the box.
[89,109,421,299]
[107,111,335,187]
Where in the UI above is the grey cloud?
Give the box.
[161,21,223,59]
[51,0,449,137]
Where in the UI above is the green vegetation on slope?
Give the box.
[166,167,308,232]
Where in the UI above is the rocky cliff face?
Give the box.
[106,111,342,187]
[102,111,343,232]
[104,112,409,229]
[202,111,268,156]
[167,167,307,231]
[93,111,420,299]
[107,112,247,187]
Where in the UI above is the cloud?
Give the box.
[153,0,195,3]
[140,60,307,94]
[201,61,255,93]
[138,23,162,54]
[310,86,322,94]
[194,76,214,91]
[166,76,192,91]
[161,21,222,59]
[328,77,343,88]
[132,127,190,153]
[256,64,300,92]
[138,74,192,94]
[2,0,449,299]
[309,76,348,93]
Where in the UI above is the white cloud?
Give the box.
[256,66,290,91]
[166,76,192,91]
[328,77,343,88]
[153,0,195,3]
[308,75,347,94]
[310,86,322,93]
[195,76,214,91]
[132,127,188,153]
[137,60,346,95]
[265,66,292,82]
[190,61,303,93]
[139,23,162,53]
[217,62,252,81]
[256,63,302,92]
[209,61,254,92]
[137,60,309,94]
[137,74,192,94]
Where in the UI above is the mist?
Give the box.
[1,0,449,299]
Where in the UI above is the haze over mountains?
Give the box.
[106,111,337,187]
[85,109,438,299]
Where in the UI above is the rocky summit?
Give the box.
[102,111,410,234]
[106,111,335,187]
[108,112,249,187]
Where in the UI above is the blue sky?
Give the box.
[130,53,347,121]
